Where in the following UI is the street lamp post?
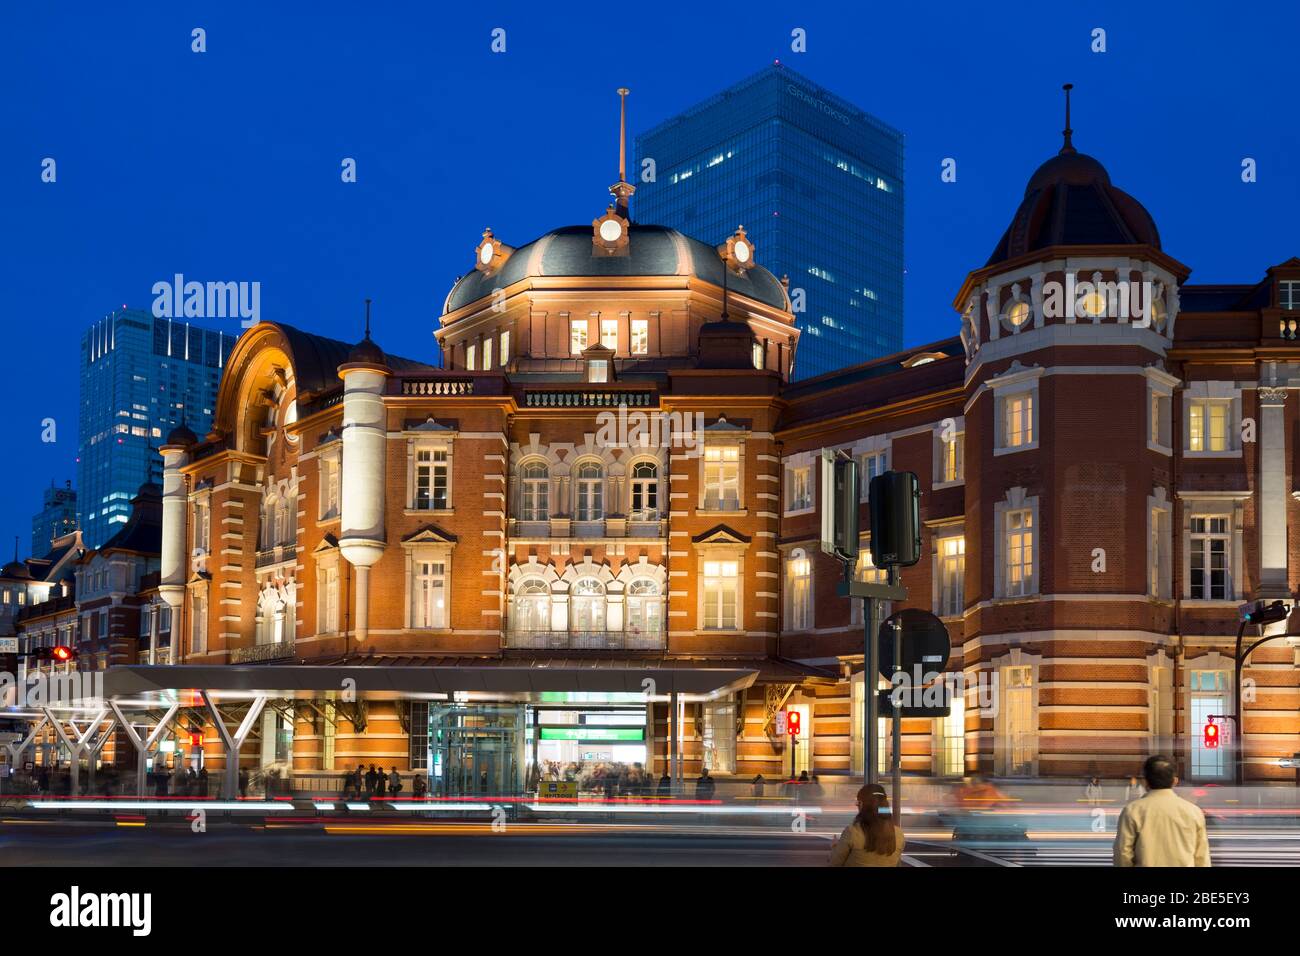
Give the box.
[1231,600,1291,787]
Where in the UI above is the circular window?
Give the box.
[1005,301,1030,328]
[479,242,494,265]
[1078,291,1107,318]
[734,240,751,263]
[599,219,623,242]
[1149,297,1167,329]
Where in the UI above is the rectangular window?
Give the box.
[859,449,887,500]
[752,341,764,369]
[1004,509,1034,596]
[466,343,477,371]
[600,318,618,351]
[785,463,812,512]
[937,535,965,617]
[785,551,812,630]
[701,696,737,773]
[570,318,588,354]
[1189,516,1229,599]
[1149,391,1171,448]
[1188,400,1229,452]
[1280,279,1300,310]
[703,446,740,511]
[500,329,510,365]
[191,593,206,654]
[413,560,447,629]
[937,693,965,776]
[193,499,210,552]
[939,432,964,484]
[702,560,739,630]
[414,448,449,510]
[409,701,430,770]
[320,455,341,520]
[318,564,339,634]
[630,319,648,355]
[1149,507,1171,599]
[1002,393,1033,448]
[483,337,494,371]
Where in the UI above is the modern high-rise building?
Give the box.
[635,63,904,379]
[77,308,240,548]
[31,480,77,554]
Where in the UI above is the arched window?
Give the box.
[570,578,606,632]
[630,461,659,520]
[575,462,604,521]
[626,578,663,638]
[521,462,549,521]
[513,579,550,632]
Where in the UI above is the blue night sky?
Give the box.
[1,1,1296,559]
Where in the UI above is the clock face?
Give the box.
[734,240,751,263]
[599,219,623,242]
[479,242,495,265]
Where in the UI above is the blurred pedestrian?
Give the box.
[1113,755,1210,867]
[1125,775,1146,802]
[413,774,428,799]
[365,764,377,796]
[751,773,766,798]
[1086,775,1103,806]
[829,784,904,867]
[388,766,402,798]
[695,767,716,801]
[657,772,671,799]
[376,765,387,798]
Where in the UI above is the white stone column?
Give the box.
[1258,387,1289,597]
[158,441,190,660]
[338,359,391,643]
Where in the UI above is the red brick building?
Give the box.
[151,130,1300,790]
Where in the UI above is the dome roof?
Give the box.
[0,560,31,580]
[987,147,1160,267]
[345,334,387,368]
[443,224,790,314]
[165,422,198,447]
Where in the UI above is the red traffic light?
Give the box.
[1203,721,1220,749]
[786,710,801,737]
[189,733,203,748]
[50,645,75,662]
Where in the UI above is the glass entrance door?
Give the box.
[430,703,524,797]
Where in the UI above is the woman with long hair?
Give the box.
[829,784,905,867]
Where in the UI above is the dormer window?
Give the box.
[1281,279,1300,311]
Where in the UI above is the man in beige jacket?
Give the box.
[1113,755,1211,867]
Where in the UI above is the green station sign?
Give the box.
[539,727,645,742]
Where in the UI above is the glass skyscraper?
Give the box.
[78,308,240,548]
[31,480,77,554]
[634,64,904,379]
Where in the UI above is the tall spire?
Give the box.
[610,87,635,219]
[1060,83,1075,155]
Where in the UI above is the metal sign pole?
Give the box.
[889,567,902,821]
[865,593,878,787]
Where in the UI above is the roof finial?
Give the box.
[610,88,635,219]
[364,298,372,340]
[1060,83,1075,155]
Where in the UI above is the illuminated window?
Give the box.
[500,329,510,365]
[937,535,965,617]
[701,696,737,773]
[703,446,740,511]
[601,318,618,351]
[512,579,551,632]
[1188,399,1229,452]
[785,548,812,630]
[630,461,659,520]
[570,578,606,632]
[575,462,604,521]
[483,337,494,371]
[413,561,447,629]
[414,448,449,510]
[858,448,888,500]
[318,563,339,634]
[1005,300,1030,328]
[1002,393,1033,448]
[939,431,964,484]
[569,318,588,354]
[626,579,662,637]
[630,319,648,355]
[702,560,739,630]
[935,691,965,776]
[521,461,549,521]
[466,343,476,371]
[1004,509,1034,597]
[752,341,764,369]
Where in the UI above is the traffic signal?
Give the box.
[869,471,922,568]
[32,645,77,662]
[786,710,801,738]
[1203,721,1220,750]
[1241,600,1289,627]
